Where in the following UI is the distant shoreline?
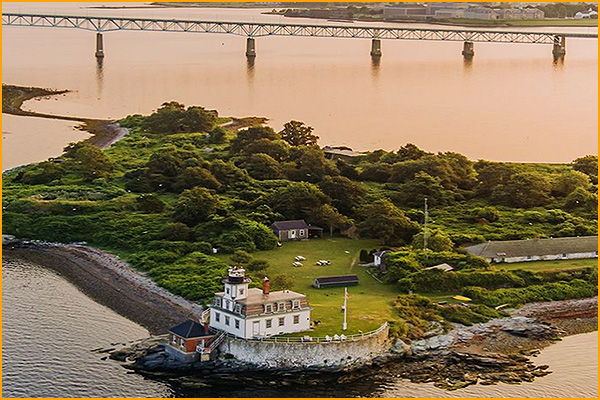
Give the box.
[1,84,126,149]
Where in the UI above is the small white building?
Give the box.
[425,263,454,272]
[209,267,312,339]
[464,236,598,264]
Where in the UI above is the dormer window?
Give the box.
[214,298,222,307]
[292,300,300,309]
[239,288,245,295]
[277,302,285,312]
[264,304,273,313]
[234,304,242,314]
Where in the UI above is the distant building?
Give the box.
[271,220,309,241]
[210,268,312,339]
[383,4,428,20]
[434,8,466,19]
[494,8,544,20]
[313,275,359,288]
[575,10,598,19]
[322,146,363,161]
[463,236,599,263]
[166,319,215,363]
[464,7,499,20]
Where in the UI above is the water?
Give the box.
[2,2,597,166]
[1,256,174,397]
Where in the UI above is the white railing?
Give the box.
[241,322,389,344]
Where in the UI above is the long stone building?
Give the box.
[464,236,598,264]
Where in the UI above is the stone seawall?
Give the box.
[218,324,390,368]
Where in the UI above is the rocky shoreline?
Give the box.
[3,237,597,391]
[3,238,203,334]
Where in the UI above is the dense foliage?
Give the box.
[3,102,597,305]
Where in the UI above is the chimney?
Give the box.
[262,276,270,295]
[203,320,209,333]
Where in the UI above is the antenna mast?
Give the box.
[423,197,428,250]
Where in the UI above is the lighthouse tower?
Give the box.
[223,266,250,301]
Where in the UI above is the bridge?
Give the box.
[2,13,598,60]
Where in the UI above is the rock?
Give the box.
[391,339,411,356]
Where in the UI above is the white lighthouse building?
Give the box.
[209,267,312,339]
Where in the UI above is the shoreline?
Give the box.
[3,240,203,335]
[2,84,127,150]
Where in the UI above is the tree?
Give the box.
[142,102,216,134]
[243,139,290,161]
[242,154,286,180]
[356,199,420,246]
[174,166,221,192]
[230,126,280,154]
[271,274,295,291]
[572,155,598,176]
[411,229,454,252]
[359,163,393,182]
[311,204,349,237]
[209,160,250,185]
[172,187,218,226]
[136,194,166,213]
[319,175,365,216]
[162,222,193,241]
[396,143,430,161]
[491,171,552,208]
[393,171,454,207]
[65,143,116,180]
[564,187,598,211]
[474,161,519,197]
[551,170,590,197]
[270,182,330,220]
[383,251,421,283]
[279,120,319,146]
[231,250,253,264]
[286,146,338,183]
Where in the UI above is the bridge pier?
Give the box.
[552,35,566,60]
[370,38,382,58]
[95,32,104,58]
[462,41,474,60]
[245,37,256,58]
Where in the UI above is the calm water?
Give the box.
[2,2,598,168]
[2,255,598,398]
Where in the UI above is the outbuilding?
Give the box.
[313,275,359,289]
[271,220,309,241]
[166,319,215,363]
[463,236,598,263]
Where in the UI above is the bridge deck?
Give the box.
[3,13,598,44]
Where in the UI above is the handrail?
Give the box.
[238,322,389,343]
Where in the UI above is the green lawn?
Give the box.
[493,258,598,272]
[219,238,400,336]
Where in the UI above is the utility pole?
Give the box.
[342,287,348,331]
[423,197,428,251]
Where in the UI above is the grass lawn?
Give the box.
[493,258,598,272]
[219,238,400,336]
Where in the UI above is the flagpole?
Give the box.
[343,287,348,331]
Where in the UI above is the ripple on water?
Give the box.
[2,257,174,398]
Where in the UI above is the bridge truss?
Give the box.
[2,13,598,44]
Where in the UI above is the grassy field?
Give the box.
[493,258,598,272]
[218,238,401,336]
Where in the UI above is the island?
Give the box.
[2,85,598,391]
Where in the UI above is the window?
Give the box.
[277,302,285,312]
[299,229,305,236]
[239,288,245,295]
[180,339,185,348]
[293,315,300,324]
[172,335,177,344]
[292,300,300,309]
[234,304,242,314]
[215,312,220,322]
[226,287,230,294]
[235,319,240,329]
[214,298,221,307]
[266,319,272,328]
[225,316,230,326]
[278,317,285,327]
[264,304,273,313]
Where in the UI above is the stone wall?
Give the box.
[218,324,390,368]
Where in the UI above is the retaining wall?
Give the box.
[218,324,390,368]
